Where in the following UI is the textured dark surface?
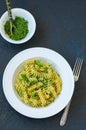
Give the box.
[0,0,86,130]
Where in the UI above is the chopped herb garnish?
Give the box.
[43,66,48,71]
[34,60,41,66]
[20,74,28,82]
[32,92,39,99]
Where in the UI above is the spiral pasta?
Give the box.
[14,59,62,107]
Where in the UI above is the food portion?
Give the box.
[14,59,62,107]
[4,16,28,40]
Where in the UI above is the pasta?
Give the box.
[14,59,62,107]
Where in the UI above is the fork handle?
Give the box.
[60,100,71,126]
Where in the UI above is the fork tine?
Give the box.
[73,58,83,79]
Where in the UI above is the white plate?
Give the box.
[3,47,74,118]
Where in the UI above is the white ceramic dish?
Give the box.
[0,8,36,44]
[3,47,74,118]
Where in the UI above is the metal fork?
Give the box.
[60,58,83,126]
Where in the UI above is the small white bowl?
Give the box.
[0,8,36,44]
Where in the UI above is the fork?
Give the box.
[60,58,83,126]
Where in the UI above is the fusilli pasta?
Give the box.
[14,59,62,107]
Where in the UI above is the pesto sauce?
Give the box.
[4,16,28,40]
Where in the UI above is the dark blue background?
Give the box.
[0,0,86,130]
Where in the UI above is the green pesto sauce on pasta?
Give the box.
[14,59,62,107]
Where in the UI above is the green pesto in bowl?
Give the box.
[4,16,28,40]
